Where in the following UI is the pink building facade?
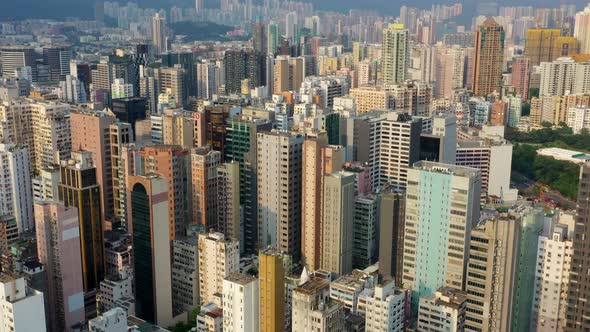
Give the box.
[35,201,85,332]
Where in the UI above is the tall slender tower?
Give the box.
[35,201,85,332]
[565,162,590,331]
[252,21,266,54]
[267,21,279,55]
[301,137,344,271]
[0,144,33,236]
[321,171,355,275]
[128,174,174,326]
[257,131,303,260]
[473,17,505,96]
[70,110,118,221]
[191,146,221,230]
[574,6,590,54]
[57,151,104,297]
[152,13,166,54]
[259,249,288,332]
[381,24,409,85]
[140,145,191,240]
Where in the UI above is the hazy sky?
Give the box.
[0,0,588,20]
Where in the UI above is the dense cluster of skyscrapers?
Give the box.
[1,0,590,331]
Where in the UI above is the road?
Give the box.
[511,171,577,210]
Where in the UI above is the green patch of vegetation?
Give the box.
[168,308,200,332]
[506,126,590,152]
[169,21,241,42]
[512,143,580,200]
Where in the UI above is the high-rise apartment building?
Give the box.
[0,46,36,80]
[267,22,280,55]
[378,192,405,285]
[525,29,561,66]
[140,145,191,239]
[513,206,547,331]
[553,37,580,59]
[321,171,355,275]
[35,201,85,332]
[225,117,272,255]
[257,131,303,260]
[252,21,266,54]
[223,49,266,94]
[473,18,505,96]
[0,144,33,235]
[565,162,590,331]
[109,121,134,223]
[198,232,239,305]
[191,146,221,229]
[368,112,421,190]
[0,99,71,174]
[539,57,577,96]
[0,273,47,332]
[57,151,105,297]
[273,56,304,94]
[43,45,72,82]
[539,57,590,97]
[352,195,380,269]
[217,162,240,241]
[382,24,409,85]
[403,161,481,307]
[349,86,394,113]
[465,215,521,331]
[456,135,517,201]
[154,66,186,107]
[128,174,174,326]
[110,97,147,135]
[512,56,530,100]
[171,238,199,315]
[531,223,573,331]
[433,45,466,98]
[196,61,219,100]
[152,13,167,54]
[194,105,232,154]
[574,6,590,54]
[70,110,118,221]
[61,75,88,104]
[301,137,344,271]
[259,249,288,332]
[222,273,259,332]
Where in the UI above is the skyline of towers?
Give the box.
[2,1,590,330]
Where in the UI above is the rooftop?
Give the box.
[225,273,257,286]
[295,276,330,295]
[412,160,481,178]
